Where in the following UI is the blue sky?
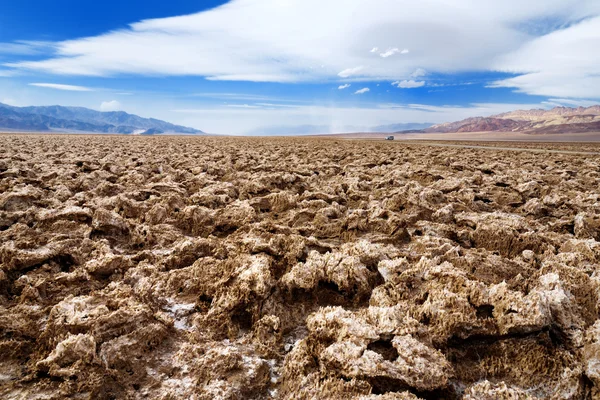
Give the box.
[1,0,599,134]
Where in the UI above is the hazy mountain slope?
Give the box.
[0,104,114,132]
[426,117,526,133]
[0,116,49,131]
[0,103,203,134]
[529,120,600,134]
[371,122,433,133]
[426,106,600,134]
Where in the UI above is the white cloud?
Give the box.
[338,84,351,90]
[100,100,122,111]
[392,80,426,88]
[542,98,599,108]
[411,68,427,78]
[370,47,379,53]
[400,49,409,54]
[338,66,364,78]
[379,48,400,58]
[490,15,600,98]
[28,83,93,91]
[4,0,600,97]
[354,87,370,94]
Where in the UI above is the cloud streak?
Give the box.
[0,40,55,55]
[338,66,364,78]
[392,80,426,88]
[28,83,94,91]
[379,48,399,58]
[354,87,370,94]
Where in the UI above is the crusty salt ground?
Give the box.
[1,135,600,399]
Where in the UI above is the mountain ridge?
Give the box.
[0,103,203,134]
[424,105,600,134]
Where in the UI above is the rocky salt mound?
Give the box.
[1,135,600,399]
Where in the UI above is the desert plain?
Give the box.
[2,134,600,399]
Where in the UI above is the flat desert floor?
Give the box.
[324,131,600,143]
[2,134,600,399]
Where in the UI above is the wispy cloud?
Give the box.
[338,66,364,78]
[354,87,370,94]
[392,80,426,88]
[254,103,300,108]
[542,98,599,107]
[225,104,264,108]
[176,102,303,112]
[378,48,409,58]
[205,73,298,82]
[29,83,94,91]
[411,68,427,78]
[0,40,55,56]
[379,48,399,58]
[338,84,351,90]
[188,92,292,102]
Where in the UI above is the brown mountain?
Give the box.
[425,117,525,133]
[496,105,600,121]
[425,105,600,134]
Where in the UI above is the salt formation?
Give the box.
[1,135,600,399]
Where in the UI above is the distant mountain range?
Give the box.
[372,122,434,133]
[247,122,434,136]
[0,103,203,134]
[249,106,600,136]
[4,102,597,136]
[422,106,600,134]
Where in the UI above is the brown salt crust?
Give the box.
[0,135,599,399]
